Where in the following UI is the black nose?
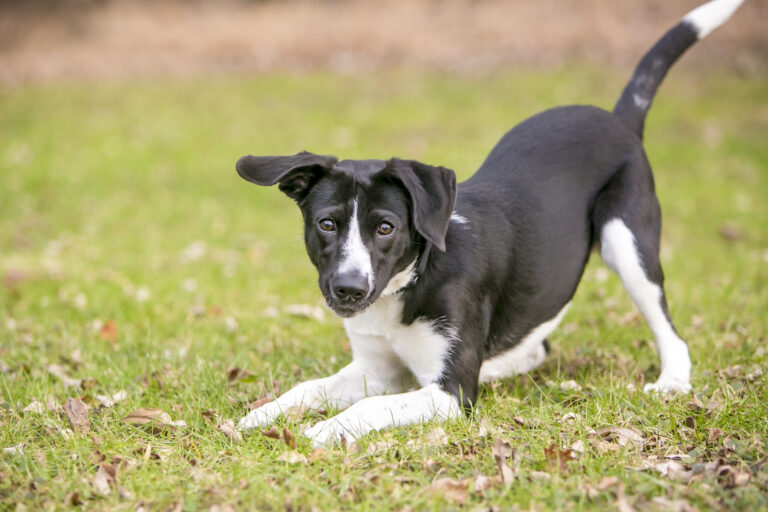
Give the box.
[332,274,370,303]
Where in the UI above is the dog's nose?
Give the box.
[332,274,370,303]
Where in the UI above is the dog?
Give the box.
[235,0,744,446]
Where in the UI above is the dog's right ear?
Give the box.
[236,151,338,202]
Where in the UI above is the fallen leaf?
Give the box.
[596,476,620,490]
[245,396,273,410]
[92,463,116,496]
[217,420,243,443]
[261,426,281,439]
[529,471,551,481]
[284,404,308,422]
[309,448,327,463]
[284,304,325,321]
[597,427,644,449]
[492,438,516,484]
[559,380,582,392]
[424,478,469,504]
[570,439,586,454]
[277,451,308,464]
[46,364,82,388]
[544,443,577,472]
[426,427,449,447]
[99,320,118,342]
[123,408,186,432]
[366,440,396,455]
[650,497,694,512]
[63,397,90,434]
[3,443,24,455]
[23,401,45,414]
[226,367,255,384]
[718,222,745,242]
[283,427,297,450]
[473,474,491,493]
[95,389,128,408]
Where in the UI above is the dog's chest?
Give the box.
[343,295,451,386]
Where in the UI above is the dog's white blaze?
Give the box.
[683,0,744,39]
[338,199,374,289]
[478,302,570,383]
[303,383,460,446]
[600,219,691,392]
[381,259,417,296]
[450,212,469,225]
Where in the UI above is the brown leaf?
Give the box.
[309,448,327,463]
[707,428,724,444]
[99,320,118,342]
[63,398,90,434]
[123,408,186,432]
[426,427,449,447]
[245,396,273,410]
[283,427,297,450]
[261,426,281,439]
[201,409,220,425]
[226,367,254,384]
[95,389,128,408]
[718,222,745,242]
[597,427,644,449]
[473,474,491,494]
[492,438,516,484]
[544,443,577,472]
[217,420,243,443]
[596,476,620,491]
[92,463,116,496]
[424,478,469,504]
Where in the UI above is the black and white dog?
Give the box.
[236,0,743,445]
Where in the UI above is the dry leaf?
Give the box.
[217,420,243,443]
[559,380,582,392]
[23,401,45,414]
[226,367,255,384]
[3,443,24,455]
[570,439,586,454]
[64,397,90,434]
[277,451,308,464]
[95,389,128,408]
[596,476,620,490]
[46,364,82,388]
[309,448,327,463]
[123,408,186,432]
[284,404,308,422]
[650,497,694,512]
[473,474,491,493]
[598,427,645,449]
[426,427,449,447]
[544,443,577,472]
[261,426,281,439]
[530,471,551,481]
[492,438,516,484]
[366,440,396,455]
[283,427,297,450]
[92,463,116,496]
[424,478,469,504]
[245,396,273,410]
[100,320,118,342]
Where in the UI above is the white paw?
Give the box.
[643,377,692,394]
[237,403,279,431]
[304,417,363,448]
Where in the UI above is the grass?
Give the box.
[1,67,767,510]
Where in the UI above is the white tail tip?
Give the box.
[683,0,745,39]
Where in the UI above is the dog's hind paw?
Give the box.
[643,377,691,394]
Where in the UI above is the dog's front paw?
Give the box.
[643,376,691,394]
[237,403,280,431]
[304,417,363,448]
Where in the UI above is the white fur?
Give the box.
[381,259,417,296]
[633,93,651,111]
[450,212,469,225]
[304,383,460,446]
[683,0,744,39]
[600,219,691,393]
[345,293,452,386]
[479,302,570,383]
[338,200,374,290]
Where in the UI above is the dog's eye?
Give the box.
[318,219,336,232]
[377,222,394,236]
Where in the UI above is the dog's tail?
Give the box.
[613,0,744,139]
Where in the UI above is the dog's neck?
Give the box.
[381,258,418,296]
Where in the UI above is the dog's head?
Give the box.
[236,151,457,317]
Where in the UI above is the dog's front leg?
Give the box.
[237,361,394,431]
[303,383,461,447]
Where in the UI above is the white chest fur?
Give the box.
[344,294,452,386]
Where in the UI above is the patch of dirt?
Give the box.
[1,0,766,84]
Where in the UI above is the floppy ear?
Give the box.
[385,158,457,252]
[236,151,338,201]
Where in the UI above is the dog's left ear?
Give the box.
[385,159,457,252]
[236,151,338,202]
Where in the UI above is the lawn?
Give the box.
[1,68,767,510]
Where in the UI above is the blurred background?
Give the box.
[2,0,766,83]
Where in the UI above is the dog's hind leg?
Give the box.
[594,151,691,393]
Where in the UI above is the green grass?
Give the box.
[1,68,767,510]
